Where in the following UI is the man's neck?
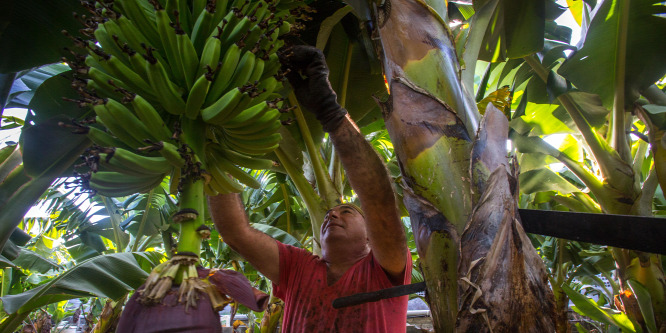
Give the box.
[322,244,370,285]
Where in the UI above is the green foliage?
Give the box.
[563,284,639,332]
[558,0,666,108]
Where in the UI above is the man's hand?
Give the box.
[279,45,347,132]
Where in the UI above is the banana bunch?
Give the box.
[68,0,307,196]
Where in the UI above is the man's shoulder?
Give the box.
[277,241,323,262]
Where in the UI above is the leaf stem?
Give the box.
[609,0,631,164]
[339,43,353,109]
[288,93,339,206]
[524,55,630,190]
[131,189,154,252]
[280,183,291,234]
[102,196,124,252]
[275,147,326,251]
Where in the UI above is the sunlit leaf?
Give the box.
[519,168,581,194]
[562,284,638,332]
[627,279,658,333]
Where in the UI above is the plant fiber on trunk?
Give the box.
[456,106,557,331]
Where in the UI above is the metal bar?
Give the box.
[518,209,666,255]
[333,210,666,309]
[332,282,426,309]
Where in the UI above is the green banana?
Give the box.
[94,104,145,148]
[176,0,194,35]
[185,74,212,119]
[176,30,199,90]
[259,53,280,81]
[101,147,174,175]
[197,36,221,77]
[103,55,156,100]
[224,132,282,155]
[242,25,264,52]
[205,42,242,105]
[130,94,173,141]
[115,15,159,56]
[155,8,186,85]
[89,170,164,188]
[205,150,244,193]
[159,141,185,168]
[127,50,150,81]
[228,49,256,91]
[278,20,291,36]
[225,119,282,140]
[94,25,130,67]
[223,100,272,128]
[84,53,109,74]
[208,151,261,188]
[212,0,231,27]
[89,171,164,196]
[87,126,131,149]
[251,1,270,26]
[215,146,274,170]
[145,55,186,115]
[116,0,161,48]
[192,0,207,20]
[221,15,253,49]
[203,180,219,196]
[201,87,244,125]
[87,67,129,98]
[87,80,119,100]
[105,98,157,144]
[259,27,280,51]
[216,8,243,43]
[246,76,279,108]
[224,110,282,134]
[208,171,243,194]
[248,53,265,84]
[191,7,216,52]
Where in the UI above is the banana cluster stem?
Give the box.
[175,179,205,254]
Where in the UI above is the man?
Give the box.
[208,46,410,332]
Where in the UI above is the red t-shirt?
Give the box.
[273,241,412,332]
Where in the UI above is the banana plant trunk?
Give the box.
[373,0,557,330]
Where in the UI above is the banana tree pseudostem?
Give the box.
[360,0,559,330]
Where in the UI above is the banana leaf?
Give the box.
[558,0,666,108]
[12,248,62,274]
[4,64,71,110]
[0,252,160,316]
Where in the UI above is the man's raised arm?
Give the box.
[280,46,407,282]
[207,193,280,283]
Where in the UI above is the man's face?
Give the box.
[320,205,367,247]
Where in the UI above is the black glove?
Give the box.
[279,45,347,132]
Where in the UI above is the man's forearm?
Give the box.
[208,193,249,246]
[329,115,396,210]
[207,193,280,282]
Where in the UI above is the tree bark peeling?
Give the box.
[469,105,511,206]
[458,169,557,332]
